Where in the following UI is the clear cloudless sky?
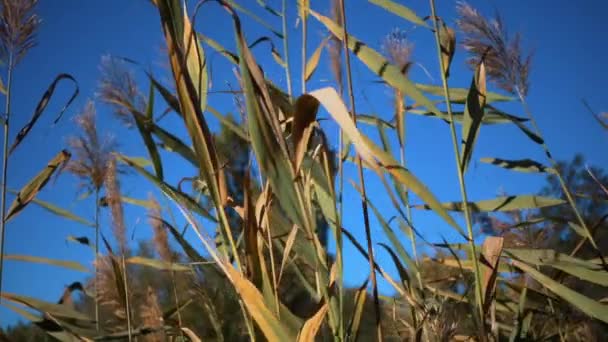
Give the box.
[1,0,606,327]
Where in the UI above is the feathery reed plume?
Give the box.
[138,286,165,342]
[66,101,116,192]
[94,255,128,327]
[148,195,172,263]
[328,0,343,94]
[456,1,531,96]
[382,28,413,75]
[105,158,129,256]
[0,0,40,65]
[66,100,117,331]
[97,55,145,127]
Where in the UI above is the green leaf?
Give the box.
[505,249,608,286]
[133,82,164,180]
[207,105,249,142]
[415,83,513,104]
[461,62,486,173]
[368,0,428,27]
[414,195,566,212]
[4,254,89,273]
[118,155,217,222]
[310,10,443,119]
[8,189,94,227]
[512,259,608,324]
[489,105,544,144]
[479,157,556,174]
[126,256,190,272]
[6,150,71,222]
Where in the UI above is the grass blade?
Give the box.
[9,74,79,155]
[4,254,89,273]
[414,195,566,212]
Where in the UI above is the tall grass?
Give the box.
[1,1,607,341]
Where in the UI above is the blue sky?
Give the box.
[1,0,607,327]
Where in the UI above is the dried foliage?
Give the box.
[138,286,165,342]
[66,101,117,192]
[97,55,145,127]
[105,158,129,256]
[0,0,40,65]
[148,195,172,263]
[456,1,531,96]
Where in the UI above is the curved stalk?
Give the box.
[94,189,100,332]
[429,0,485,327]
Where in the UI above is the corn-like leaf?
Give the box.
[118,155,217,222]
[461,62,487,173]
[352,182,418,278]
[293,94,320,173]
[133,82,164,180]
[310,10,443,118]
[6,150,71,222]
[126,256,190,271]
[479,157,556,174]
[1,301,92,342]
[489,105,544,144]
[414,195,566,212]
[438,21,456,77]
[4,254,89,273]
[408,107,527,125]
[7,189,94,227]
[379,243,412,293]
[207,105,249,142]
[66,235,93,249]
[415,83,513,104]
[1,292,94,322]
[368,0,428,27]
[480,237,504,314]
[505,249,608,286]
[278,224,298,285]
[304,36,329,81]
[346,279,369,341]
[325,85,463,235]
[297,302,328,342]
[512,259,608,324]
[9,74,79,155]
[225,0,283,38]
[224,265,297,341]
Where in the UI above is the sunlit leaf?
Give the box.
[6,150,71,222]
[304,36,329,81]
[126,256,190,272]
[4,254,89,273]
[414,195,566,212]
[8,189,94,227]
[310,10,443,119]
[368,0,428,27]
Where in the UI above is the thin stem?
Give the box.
[281,0,292,99]
[516,89,606,266]
[301,7,307,95]
[121,255,132,342]
[0,53,14,302]
[429,0,485,328]
[338,0,382,340]
[94,189,100,332]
